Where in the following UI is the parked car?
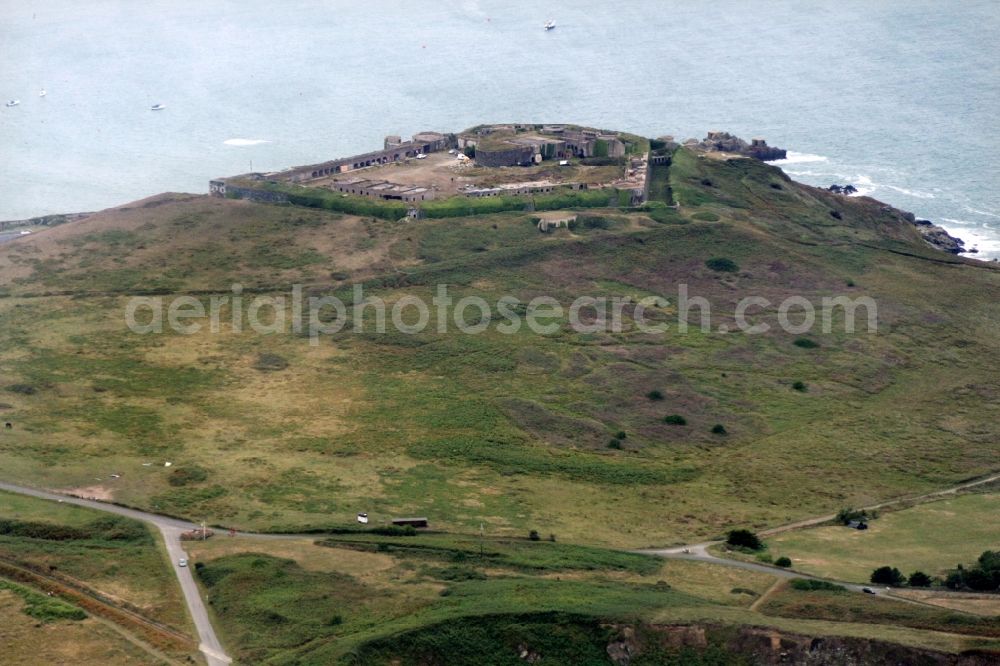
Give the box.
[862,587,875,594]
[178,558,188,567]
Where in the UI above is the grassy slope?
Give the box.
[0,490,188,629]
[183,535,997,664]
[0,149,997,552]
[758,581,1000,638]
[0,589,161,665]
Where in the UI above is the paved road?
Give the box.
[640,471,1000,602]
[0,481,231,666]
[3,470,998,660]
[755,471,1000,538]
[639,541,881,594]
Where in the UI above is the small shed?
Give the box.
[392,517,429,528]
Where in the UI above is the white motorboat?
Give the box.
[151,103,166,111]
[39,89,46,97]
[544,20,555,30]
[5,99,20,107]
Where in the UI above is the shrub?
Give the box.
[692,211,720,222]
[775,556,792,568]
[871,566,905,586]
[607,439,622,450]
[646,390,665,401]
[6,384,36,395]
[169,465,209,487]
[663,414,687,426]
[944,550,1000,591]
[577,214,612,230]
[829,210,843,220]
[372,525,417,537]
[0,519,89,540]
[790,578,845,592]
[254,353,289,371]
[711,424,727,435]
[792,381,808,392]
[705,257,738,273]
[793,337,819,349]
[528,530,541,541]
[908,571,932,587]
[726,529,762,551]
[615,431,627,440]
[0,582,86,622]
[836,508,873,524]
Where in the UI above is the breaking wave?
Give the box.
[771,151,829,166]
[224,138,270,146]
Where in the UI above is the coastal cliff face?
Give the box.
[825,184,971,255]
[603,624,998,666]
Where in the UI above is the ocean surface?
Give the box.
[1,0,998,257]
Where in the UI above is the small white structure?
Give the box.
[356,512,369,524]
[164,461,172,467]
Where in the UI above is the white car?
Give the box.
[178,558,188,567]
[415,153,427,159]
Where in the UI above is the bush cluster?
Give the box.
[705,257,738,273]
[726,529,762,551]
[790,578,845,592]
[945,551,1000,592]
[869,566,936,588]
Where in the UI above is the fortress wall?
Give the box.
[274,134,453,183]
[220,183,289,204]
[475,145,536,167]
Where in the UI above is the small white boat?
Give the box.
[544,20,555,30]
[5,99,20,107]
[39,89,46,97]
[151,103,166,111]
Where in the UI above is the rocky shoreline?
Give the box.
[826,183,971,255]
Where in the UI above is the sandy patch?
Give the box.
[63,485,114,501]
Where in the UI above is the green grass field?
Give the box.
[184,532,998,664]
[2,145,1000,662]
[0,149,998,551]
[0,589,162,665]
[759,580,1000,638]
[765,493,1000,582]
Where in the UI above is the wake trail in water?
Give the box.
[224,138,270,146]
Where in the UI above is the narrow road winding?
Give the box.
[0,481,231,666]
[640,471,1000,600]
[2,470,998,663]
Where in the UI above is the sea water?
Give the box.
[1,0,997,257]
